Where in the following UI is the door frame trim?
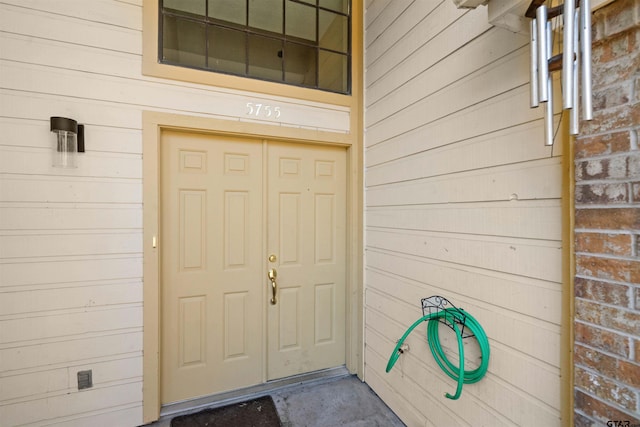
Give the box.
[142,111,362,423]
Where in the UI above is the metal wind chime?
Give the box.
[527,0,593,145]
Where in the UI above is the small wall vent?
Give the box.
[77,370,93,390]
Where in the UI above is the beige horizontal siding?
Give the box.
[0,0,352,425]
[0,280,142,316]
[366,201,562,240]
[364,0,564,425]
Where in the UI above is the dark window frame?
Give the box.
[159,0,352,95]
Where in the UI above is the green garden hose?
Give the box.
[385,307,490,400]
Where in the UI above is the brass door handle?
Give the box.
[268,268,277,305]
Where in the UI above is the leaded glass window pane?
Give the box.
[159,0,351,94]
[209,0,246,25]
[248,35,283,81]
[164,0,205,16]
[208,26,246,74]
[319,10,347,53]
[249,0,283,33]
[162,15,206,68]
[285,1,316,42]
[285,42,317,86]
[320,0,348,13]
[319,50,347,93]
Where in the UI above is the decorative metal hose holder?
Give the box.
[386,296,490,400]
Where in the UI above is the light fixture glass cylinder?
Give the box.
[50,117,78,168]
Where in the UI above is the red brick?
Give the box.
[632,182,640,202]
[575,298,640,335]
[575,389,640,424]
[576,233,634,257]
[592,52,640,88]
[575,344,640,388]
[575,322,631,357]
[575,131,632,159]
[576,208,640,230]
[578,1,640,418]
[628,154,640,179]
[610,156,631,179]
[576,183,628,204]
[619,359,640,388]
[575,366,638,410]
[576,255,640,284]
[580,101,640,135]
[575,344,619,378]
[574,411,594,427]
[575,278,631,306]
[593,83,632,112]
[593,29,638,63]
[576,159,607,181]
[575,157,629,181]
[592,8,607,43]
[603,0,639,37]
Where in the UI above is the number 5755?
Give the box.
[246,103,281,119]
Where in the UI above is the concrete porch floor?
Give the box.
[145,373,405,427]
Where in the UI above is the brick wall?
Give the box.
[574,0,640,424]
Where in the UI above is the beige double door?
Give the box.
[160,131,346,404]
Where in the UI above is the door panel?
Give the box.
[161,132,347,402]
[267,142,346,380]
[161,131,263,404]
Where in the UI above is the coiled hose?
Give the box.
[385,307,490,400]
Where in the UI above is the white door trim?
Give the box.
[142,111,363,423]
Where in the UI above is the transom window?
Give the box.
[160,0,351,94]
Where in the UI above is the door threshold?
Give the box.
[158,366,350,420]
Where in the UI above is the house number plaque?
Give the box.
[246,102,282,119]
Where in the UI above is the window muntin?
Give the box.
[159,0,351,94]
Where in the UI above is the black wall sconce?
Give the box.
[50,117,85,168]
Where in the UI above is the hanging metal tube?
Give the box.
[530,19,539,108]
[581,0,593,120]
[545,20,554,146]
[537,5,549,103]
[570,8,580,135]
[563,0,576,109]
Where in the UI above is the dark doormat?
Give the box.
[170,395,281,427]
